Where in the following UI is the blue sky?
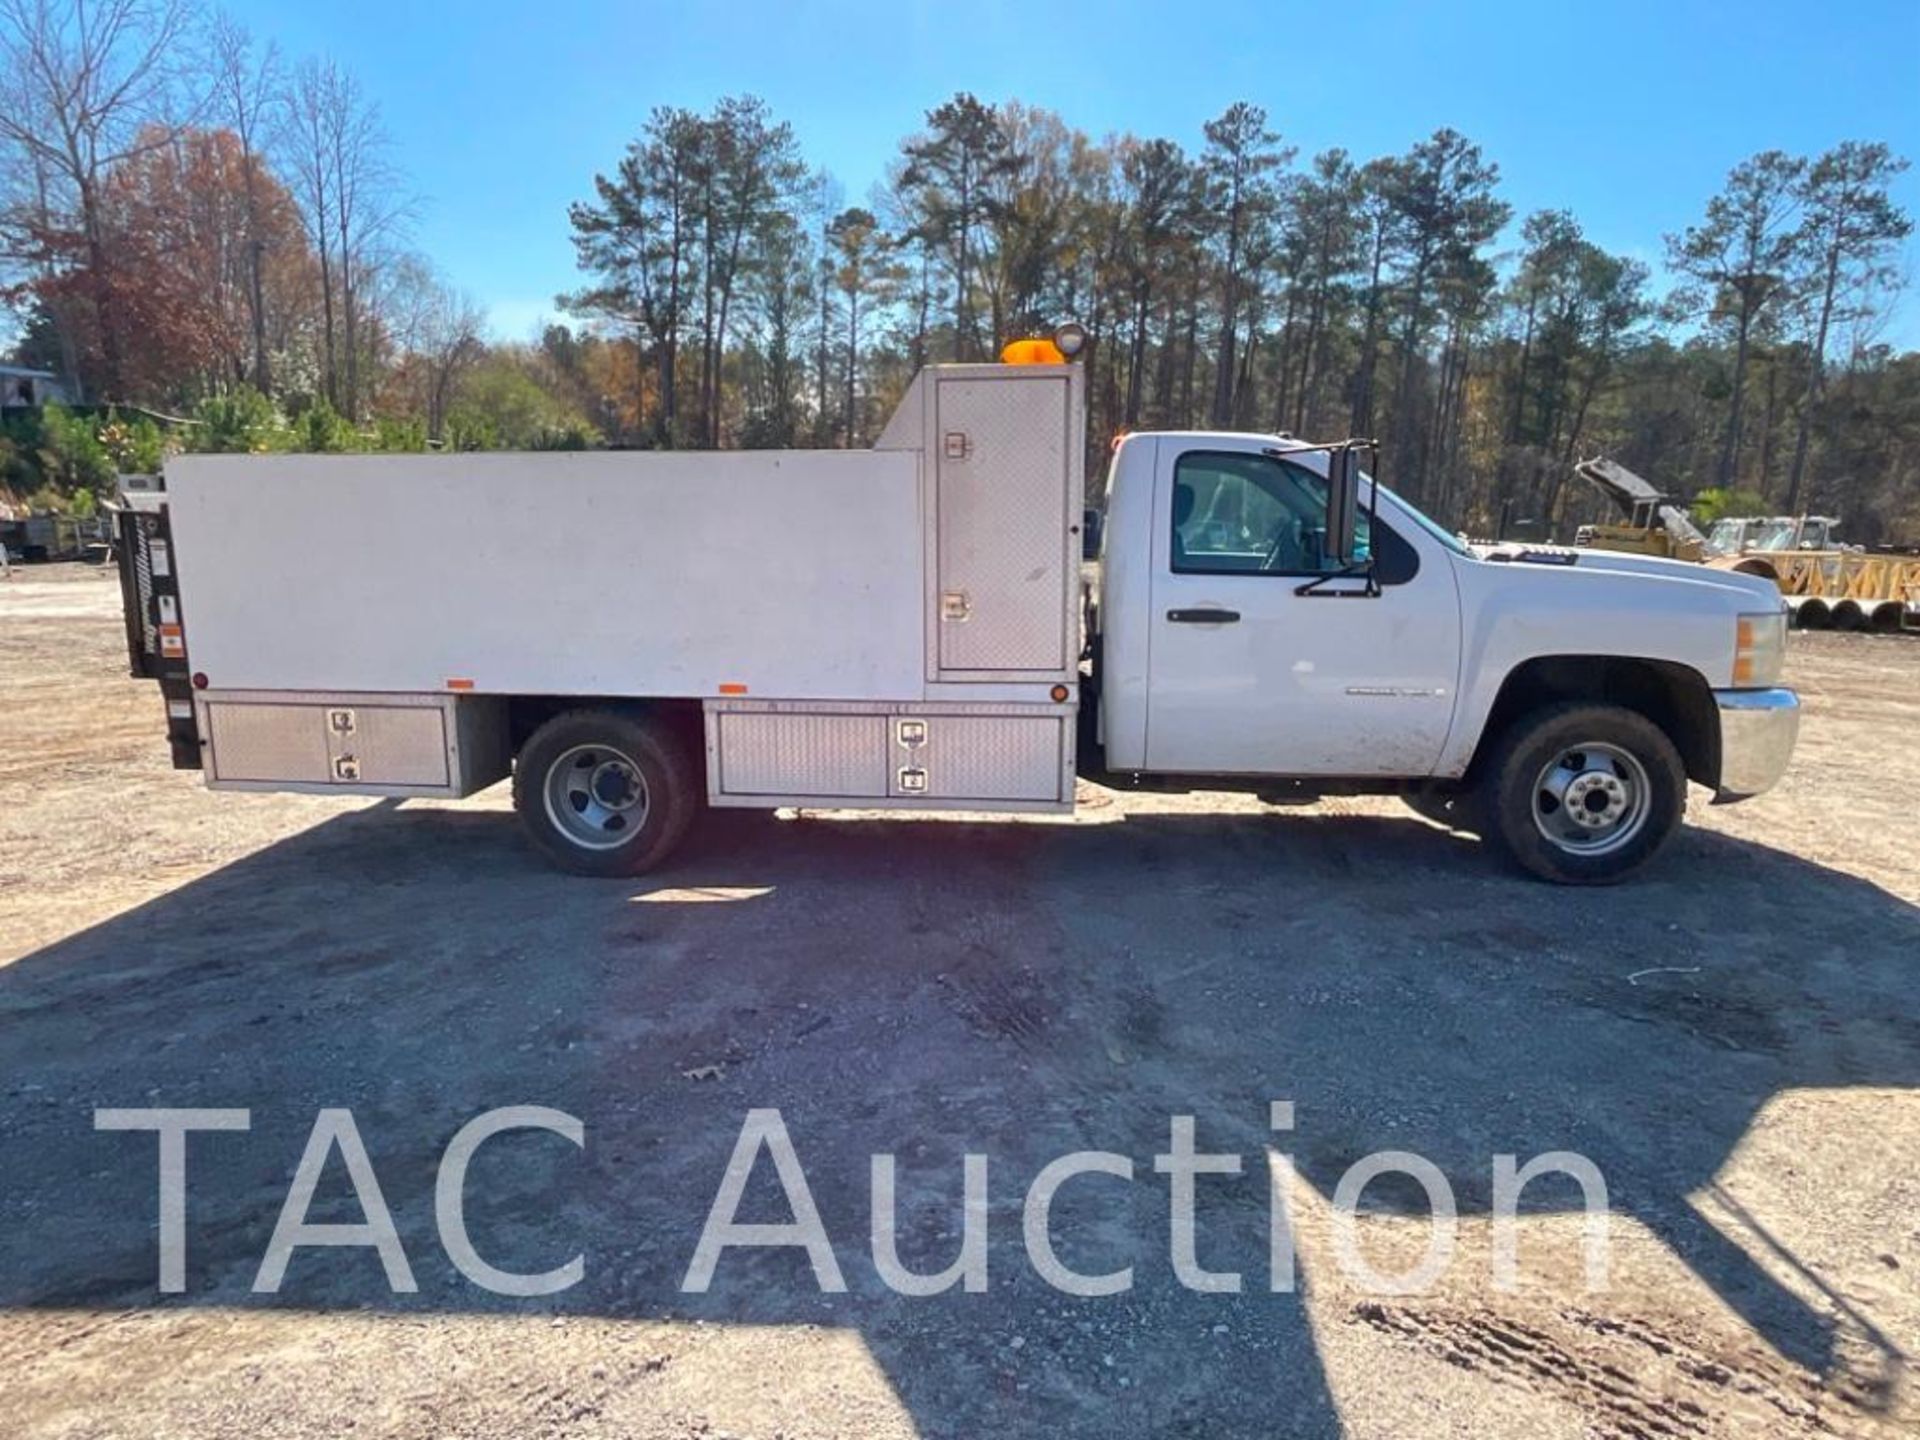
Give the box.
[235,0,1920,347]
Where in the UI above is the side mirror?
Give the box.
[1081,506,1105,562]
[1324,448,1362,565]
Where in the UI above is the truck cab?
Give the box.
[1086,428,1800,882]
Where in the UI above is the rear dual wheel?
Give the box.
[512,710,698,876]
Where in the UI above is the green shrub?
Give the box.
[0,429,37,493]
[529,422,595,451]
[1690,486,1771,524]
[96,412,172,474]
[36,404,117,495]
[445,413,497,451]
[445,355,601,451]
[292,397,360,453]
[373,416,429,452]
[190,387,284,453]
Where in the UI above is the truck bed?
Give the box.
[165,450,926,701]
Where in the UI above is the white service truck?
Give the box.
[112,343,1800,884]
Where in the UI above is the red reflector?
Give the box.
[718,682,748,695]
[191,672,209,690]
[445,678,475,691]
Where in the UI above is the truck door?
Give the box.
[1143,440,1461,777]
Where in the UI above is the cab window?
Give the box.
[1171,451,1369,576]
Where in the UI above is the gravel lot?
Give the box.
[2,562,1917,1439]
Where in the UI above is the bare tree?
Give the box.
[282,57,338,405]
[281,56,404,418]
[209,11,278,393]
[0,0,203,397]
[325,65,399,419]
[382,253,483,439]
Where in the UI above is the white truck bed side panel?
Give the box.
[165,451,924,700]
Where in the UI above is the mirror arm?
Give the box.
[1293,559,1380,598]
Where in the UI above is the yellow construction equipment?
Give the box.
[1571,458,1918,632]
[1571,458,1709,562]
[1717,543,1920,632]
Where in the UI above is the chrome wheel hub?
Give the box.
[543,744,650,851]
[1531,742,1650,856]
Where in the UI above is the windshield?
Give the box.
[1707,518,1746,555]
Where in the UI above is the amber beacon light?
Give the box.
[1000,322,1088,366]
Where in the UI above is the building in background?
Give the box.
[0,364,76,410]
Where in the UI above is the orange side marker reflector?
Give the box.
[718,683,749,696]
[445,678,475,691]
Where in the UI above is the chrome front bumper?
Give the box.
[1712,687,1800,802]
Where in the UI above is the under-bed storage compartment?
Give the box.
[197,691,510,797]
[706,699,1073,811]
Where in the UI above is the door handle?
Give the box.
[1167,607,1241,624]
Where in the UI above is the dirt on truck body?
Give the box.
[1,563,1916,1440]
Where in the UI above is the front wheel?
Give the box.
[1480,703,1686,884]
[512,710,699,876]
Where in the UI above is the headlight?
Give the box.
[1734,610,1786,687]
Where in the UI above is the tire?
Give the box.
[1401,784,1484,835]
[512,709,699,877]
[1479,702,1686,885]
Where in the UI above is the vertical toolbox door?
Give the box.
[934,375,1070,676]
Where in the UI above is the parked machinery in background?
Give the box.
[1570,458,1709,562]
[1571,457,1918,633]
[0,509,110,563]
[1711,524,1920,633]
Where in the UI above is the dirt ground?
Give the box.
[1,561,1917,1440]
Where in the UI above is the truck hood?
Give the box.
[1471,542,1783,609]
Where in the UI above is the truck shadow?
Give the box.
[2,800,1914,1436]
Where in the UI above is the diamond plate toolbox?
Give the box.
[706,699,1073,810]
[933,373,1076,678]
